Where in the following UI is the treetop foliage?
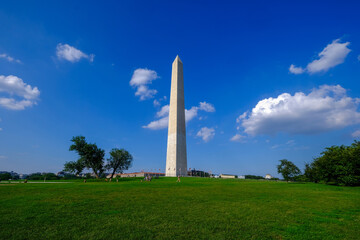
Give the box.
[65,136,133,179]
[277,159,301,182]
[106,148,133,179]
[69,136,105,178]
[305,141,360,186]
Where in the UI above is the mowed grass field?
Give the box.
[0,178,359,240]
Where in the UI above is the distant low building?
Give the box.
[220,174,237,179]
[107,172,165,178]
[19,174,28,179]
[265,174,273,179]
[238,175,245,179]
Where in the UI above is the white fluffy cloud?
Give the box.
[143,116,169,130]
[0,75,39,99]
[237,85,360,135]
[352,130,360,138]
[0,53,21,63]
[0,75,40,110]
[130,68,159,100]
[289,39,351,74]
[230,134,245,142]
[199,101,215,112]
[185,107,199,122]
[56,43,94,63]
[0,98,34,110]
[197,127,215,142]
[130,68,158,86]
[143,101,215,130]
[153,96,167,107]
[236,112,247,123]
[156,105,170,117]
[134,85,157,100]
[153,99,160,106]
[289,64,305,74]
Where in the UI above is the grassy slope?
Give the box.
[0,178,359,240]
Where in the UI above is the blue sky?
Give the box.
[1,1,360,177]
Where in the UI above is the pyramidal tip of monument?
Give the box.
[174,55,182,63]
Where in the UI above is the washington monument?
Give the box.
[165,55,187,177]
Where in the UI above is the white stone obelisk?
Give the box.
[166,55,187,177]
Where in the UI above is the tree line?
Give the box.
[64,136,133,179]
[277,141,360,186]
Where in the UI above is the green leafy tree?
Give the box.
[63,160,85,175]
[277,159,301,182]
[69,136,105,179]
[304,162,321,183]
[43,173,60,180]
[293,174,307,182]
[28,173,43,180]
[106,148,133,179]
[245,175,265,180]
[0,172,12,181]
[306,141,360,186]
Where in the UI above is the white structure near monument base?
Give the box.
[265,174,273,179]
[165,55,187,177]
[220,174,237,179]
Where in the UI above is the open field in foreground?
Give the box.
[0,178,359,240]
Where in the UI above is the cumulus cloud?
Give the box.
[0,53,21,63]
[290,39,351,74]
[153,96,167,107]
[156,105,170,118]
[230,134,246,142]
[134,85,157,100]
[185,106,199,122]
[236,112,247,123]
[130,68,159,100]
[289,64,305,74]
[199,102,215,112]
[56,43,94,63]
[153,99,160,106]
[130,68,158,86]
[197,127,215,142]
[0,75,40,110]
[0,75,39,99]
[236,85,360,135]
[352,130,360,138]
[0,98,34,110]
[143,116,169,130]
[143,101,215,130]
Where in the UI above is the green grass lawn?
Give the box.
[0,178,359,240]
